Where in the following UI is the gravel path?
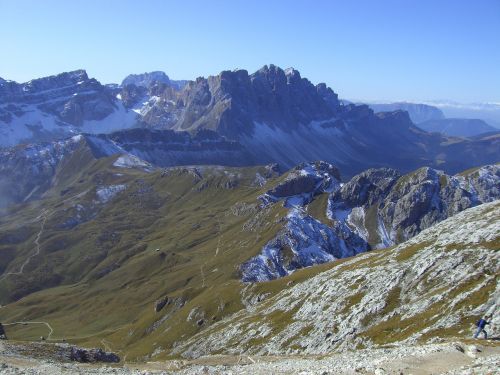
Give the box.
[0,341,499,374]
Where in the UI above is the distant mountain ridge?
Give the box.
[1,66,499,191]
[418,118,497,137]
[367,102,445,123]
[121,71,188,90]
[367,100,499,137]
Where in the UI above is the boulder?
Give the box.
[154,296,169,312]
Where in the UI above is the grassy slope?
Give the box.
[0,151,497,360]
[0,148,291,359]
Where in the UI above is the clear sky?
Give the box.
[1,0,499,102]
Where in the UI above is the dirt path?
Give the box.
[0,211,48,281]
[0,341,498,374]
[2,321,54,340]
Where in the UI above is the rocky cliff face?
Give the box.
[121,71,188,90]
[329,164,500,248]
[128,65,340,139]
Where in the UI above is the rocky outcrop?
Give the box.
[0,323,7,340]
[241,208,368,282]
[260,161,341,207]
[69,346,119,363]
[243,163,500,282]
[242,162,350,281]
[154,296,169,312]
[122,71,188,90]
[328,164,500,248]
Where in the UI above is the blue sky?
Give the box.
[0,0,499,102]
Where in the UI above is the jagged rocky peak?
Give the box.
[121,71,188,91]
[0,69,90,97]
[24,69,90,92]
[155,64,343,137]
[122,71,171,87]
[0,68,119,132]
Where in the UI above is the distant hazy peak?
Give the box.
[121,71,171,87]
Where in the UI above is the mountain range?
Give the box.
[1,66,499,210]
[0,65,499,362]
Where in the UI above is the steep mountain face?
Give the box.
[174,200,499,358]
[417,118,497,137]
[0,135,89,210]
[0,70,138,147]
[123,65,340,139]
[368,102,445,123]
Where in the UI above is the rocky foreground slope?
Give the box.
[174,200,500,358]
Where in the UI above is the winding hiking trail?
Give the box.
[0,190,89,282]
[2,321,54,340]
[0,210,49,281]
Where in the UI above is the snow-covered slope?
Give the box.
[0,70,139,147]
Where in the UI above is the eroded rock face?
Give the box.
[130,65,342,139]
[331,168,401,208]
[0,135,86,209]
[329,164,500,249]
[0,70,116,127]
[242,162,348,281]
